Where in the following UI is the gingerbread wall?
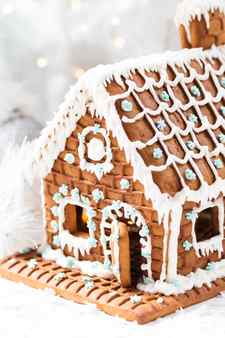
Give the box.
[43,111,165,281]
[179,10,225,49]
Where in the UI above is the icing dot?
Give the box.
[120,178,130,190]
[188,113,198,124]
[153,147,163,159]
[220,78,225,88]
[130,295,142,304]
[53,192,63,204]
[213,158,223,169]
[64,153,75,164]
[59,184,68,196]
[84,278,94,290]
[27,259,38,269]
[121,99,133,112]
[185,140,196,150]
[160,91,170,102]
[220,106,225,116]
[182,240,193,251]
[156,119,166,131]
[93,123,101,133]
[184,168,197,181]
[92,188,104,202]
[218,133,225,143]
[190,85,201,97]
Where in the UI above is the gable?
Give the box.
[34,46,225,220]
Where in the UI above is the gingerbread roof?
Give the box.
[34,46,225,217]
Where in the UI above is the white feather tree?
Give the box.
[0,141,44,258]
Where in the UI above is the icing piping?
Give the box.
[51,187,98,258]
[78,124,113,180]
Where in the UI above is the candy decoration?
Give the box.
[220,78,225,88]
[120,178,130,190]
[188,113,198,124]
[156,119,166,131]
[160,91,170,102]
[27,259,38,269]
[218,133,225,143]
[130,295,142,304]
[185,211,197,222]
[153,147,163,159]
[185,168,197,181]
[92,188,104,202]
[182,240,193,251]
[213,158,223,169]
[64,153,75,164]
[186,140,195,150]
[121,99,133,112]
[220,106,225,116]
[190,85,201,97]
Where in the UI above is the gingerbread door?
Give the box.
[111,222,143,288]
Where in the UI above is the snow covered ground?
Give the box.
[0,277,224,338]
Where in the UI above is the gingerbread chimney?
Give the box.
[175,0,225,49]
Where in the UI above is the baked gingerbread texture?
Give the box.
[1,0,225,324]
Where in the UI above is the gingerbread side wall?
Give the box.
[42,111,165,281]
[179,10,225,49]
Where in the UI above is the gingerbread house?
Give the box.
[1,0,225,324]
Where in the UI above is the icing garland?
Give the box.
[100,201,152,281]
[51,186,98,258]
[78,124,113,180]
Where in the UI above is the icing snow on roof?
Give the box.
[34,46,225,216]
[175,0,225,30]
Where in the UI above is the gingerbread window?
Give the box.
[194,206,219,242]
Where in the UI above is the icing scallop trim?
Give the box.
[175,0,225,42]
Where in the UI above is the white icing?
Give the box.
[138,258,225,295]
[78,124,113,180]
[59,230,91,258]
[35,46,225,285]
[175,0,225,43]
[40,245,113,279]
[87,137,105,161]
